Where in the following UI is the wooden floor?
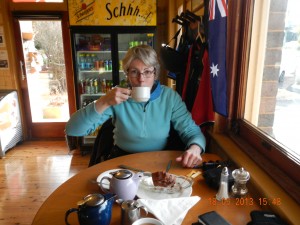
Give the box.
[0,140,90,225]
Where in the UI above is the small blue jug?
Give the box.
[65,193,115,225]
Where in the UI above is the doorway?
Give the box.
[13,13,75,139]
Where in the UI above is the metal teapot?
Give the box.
[65,193,115,225]
[100,169,142,200]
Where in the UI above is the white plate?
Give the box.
[137,173,193,200]
[96,169,193,200]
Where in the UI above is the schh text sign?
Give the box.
[68,0,157,26]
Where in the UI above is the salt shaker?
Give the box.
[231,167,250,197]
[216,167,229,201]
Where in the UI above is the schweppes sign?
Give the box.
[68,0,157,26]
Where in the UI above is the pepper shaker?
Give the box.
[231,167,250,197]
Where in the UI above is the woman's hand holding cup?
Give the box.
[95,87,131,113]
[107,86,132,105]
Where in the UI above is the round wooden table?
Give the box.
[32,151,261,225]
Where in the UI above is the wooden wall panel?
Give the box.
[0,0,18,90]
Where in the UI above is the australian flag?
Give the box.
[208,0,228,116]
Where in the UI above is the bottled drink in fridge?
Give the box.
[89,79,95,94]
[119,60,123,70]
[79,53,86,70]
[79,79,85,94]
[108,59,112,71]
[106,80,112,93]
[91,54,98,69]
[147,33,154,47]
[101,79,106,93]
[85,78,91,94]
[94,78,99,93]
[104,60,109,71]
[85,54,92,70]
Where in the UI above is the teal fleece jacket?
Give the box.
[65,82,206,153]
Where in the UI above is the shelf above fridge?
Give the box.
[79,70,112,73]
[77,50,112,54]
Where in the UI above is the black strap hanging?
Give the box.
[161,10,207,96]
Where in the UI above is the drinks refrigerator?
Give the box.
[70,26,156,153]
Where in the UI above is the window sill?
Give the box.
[208,131,300,224]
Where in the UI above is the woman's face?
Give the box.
[127,59,155,88]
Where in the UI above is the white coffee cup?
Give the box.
[132,217,164,225]
[131,87,150,102]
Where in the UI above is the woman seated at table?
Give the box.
[65,45,206,168]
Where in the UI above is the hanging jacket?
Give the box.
[182,41,215,126]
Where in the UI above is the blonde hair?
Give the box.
[122,45,160,80]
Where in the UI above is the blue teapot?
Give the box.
[65,193,115,225]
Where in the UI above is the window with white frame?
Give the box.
[246,0,300,163]
[228,0,300,204]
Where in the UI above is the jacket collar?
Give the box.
[150,80,161,101]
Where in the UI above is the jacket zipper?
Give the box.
[141,102,149,136]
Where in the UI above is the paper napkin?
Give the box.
[137,196,201,225]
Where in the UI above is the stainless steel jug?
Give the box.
[119,199,148,225]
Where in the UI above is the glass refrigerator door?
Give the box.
[74,33,112,145]
[117,33,154,84]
